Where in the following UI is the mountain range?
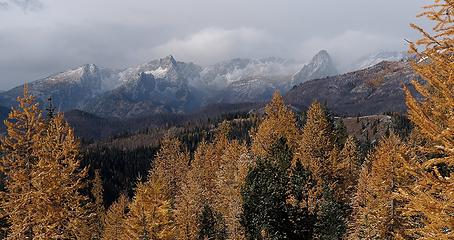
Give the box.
[0,50,410,118]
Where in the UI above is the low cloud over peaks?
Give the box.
[150,28,278,65]
[297,30,404,71]
[149,28,405,68]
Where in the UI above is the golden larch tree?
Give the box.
[125,175,174,240]
[333,136,362,204]
[251,91,300,157]
[173,170,199,240]
[174,122,235,239]
[89,170,105,240]
[399,0,454,238]
[0,85,44,239]
[348,158,372,239]
[292,101,336,214]
[151,135,189,206]
[191,141,220,208]
[174,142,219,239]
[102,193,129,240]
[214,125,251,240]
[31,112,90,240]
[150,134,191,239]
[296,101,335,172]
[349,134,408,239]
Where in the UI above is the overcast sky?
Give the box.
[0,0,428,90]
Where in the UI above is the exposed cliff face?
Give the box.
[84,73,197,118]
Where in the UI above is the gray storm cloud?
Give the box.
[0,0,427,89]
[0,0,42,11]
[0,2,8,9]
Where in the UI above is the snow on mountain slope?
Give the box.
[195,57,302,90]
[192,57,303,103]
[118,55,202,85]
[347,51,408,73]
[145,67,169,78]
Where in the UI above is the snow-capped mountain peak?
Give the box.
[291,50,338,86]
[158,55,177,66]
[312,50,331,64]
[118,55,200,87]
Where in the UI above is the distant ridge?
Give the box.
[285,61,415,115]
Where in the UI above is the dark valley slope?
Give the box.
[284,61,416,115]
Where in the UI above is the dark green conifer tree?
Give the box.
[242,138,318,240]
[241,138,292,239]
[288,161,317,239]
[197,205,227,240]
[315,184,346,240]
